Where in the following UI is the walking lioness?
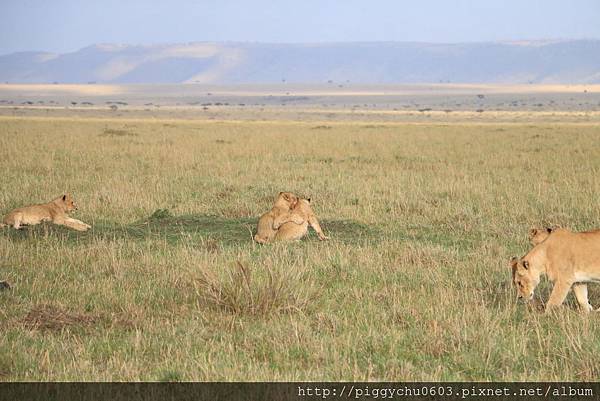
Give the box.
[254,192,301,244]
[510,228,600,312]
[1,194,91,232]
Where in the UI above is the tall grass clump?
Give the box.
[194,261,319,316]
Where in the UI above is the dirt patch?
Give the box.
[22,304,99,332]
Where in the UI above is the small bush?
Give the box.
[195,261,318,317]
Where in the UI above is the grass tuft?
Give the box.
[149,208,174,220]
[157,370,184,382]
[0,355,11,379]
[195,261,319,316]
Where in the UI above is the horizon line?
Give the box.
[2,37,599,57]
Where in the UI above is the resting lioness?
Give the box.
[510,228,600,312]
[254,192,301,244]
[274,198,328,241]
[1,194,91,232]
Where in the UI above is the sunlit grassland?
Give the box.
[1,116,600,381]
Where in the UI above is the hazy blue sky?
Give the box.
[1,0,599,55]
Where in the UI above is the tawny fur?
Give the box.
[528,227,555,246]
[254,192,299,244]
[511,228,600,312]
[1,194,91,232]
[274,198,328,242]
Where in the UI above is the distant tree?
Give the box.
[110,105,118,111]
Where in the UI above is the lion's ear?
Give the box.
[62,194,67,201]
[546,227,553,233]
[529,228,538,237]
[306,197,311,203]
[522,260,529,270]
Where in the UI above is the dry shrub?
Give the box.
[22,304,99,332]
[195,261,318,316]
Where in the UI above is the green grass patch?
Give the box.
[2,212,379,247]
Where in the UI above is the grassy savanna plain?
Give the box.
[1,112,600,381]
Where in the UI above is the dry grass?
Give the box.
[195,261,319,316]
[1,114,600,381]
[22,304,99,332]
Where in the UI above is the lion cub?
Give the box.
[1,194,91,232]
[529,226,600,246]
[254,192,302,244]
[274,198,328,241]
[528,227,555,246]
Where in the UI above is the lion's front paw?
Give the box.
[75,224,91,232]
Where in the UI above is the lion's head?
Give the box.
[528,227,554,246]
[295,197,311,209]
[56,193,78,212]
[509,257,539,301]
[275,191,299,209]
